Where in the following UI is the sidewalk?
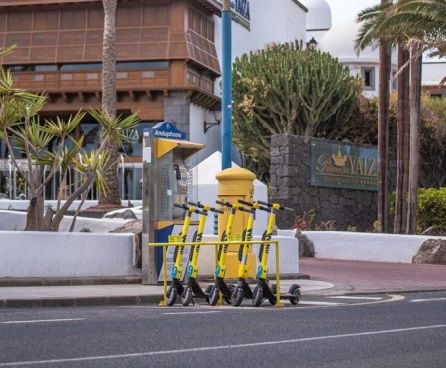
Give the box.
[2,258,445,308]
[0,279,333,308]
[300,258,446,294]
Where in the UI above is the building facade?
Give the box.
[0,0,308,200]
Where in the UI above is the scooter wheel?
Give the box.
[224,284,236,304]
[166,286,177,306]
[289,288,300,305]
[267,284,277,305]
[230,286,244,307]
[181,288,193,306]
[252,286,264,307]
[208,286,219,306]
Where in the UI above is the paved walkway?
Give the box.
[300,258,446,293]
[0,279,333,308]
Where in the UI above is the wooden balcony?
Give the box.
[11,69,170,93]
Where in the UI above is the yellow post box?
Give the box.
[216,167,256,279]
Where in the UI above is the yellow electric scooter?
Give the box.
[207,200,250,306]
[181,202,223,306]
[252,200,301,307]
[230,199,270,306]
[166,203,199,306]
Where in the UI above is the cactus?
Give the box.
[233,41,361,178]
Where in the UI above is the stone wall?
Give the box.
[270,135,394,231]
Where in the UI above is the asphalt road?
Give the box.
[0,291,445,368]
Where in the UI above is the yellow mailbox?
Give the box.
[216,167,256,279]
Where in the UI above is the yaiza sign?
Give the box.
[218,0,251,27]
[310,140,378,191]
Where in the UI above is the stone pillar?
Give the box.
[164,91,190,137]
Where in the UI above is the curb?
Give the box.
[1,294,163,309]
[0,277,142,287]
[342,287,446,295]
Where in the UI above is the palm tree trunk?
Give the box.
[377,2,392,233]
[406,45,422,234]
[99,0,120,207]
[394,46,410,233]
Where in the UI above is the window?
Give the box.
[361,67,375,90]
[116,61,168,70]
[60,63,101,71]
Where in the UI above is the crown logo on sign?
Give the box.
[332,147,347,167]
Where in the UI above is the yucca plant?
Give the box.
[0,45,140,231]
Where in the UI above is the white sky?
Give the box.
[325,0,380,24]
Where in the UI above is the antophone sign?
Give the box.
[218,0,251,27]
[146,122,187,140]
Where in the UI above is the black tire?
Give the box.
[252,286,264,307]
[289,288,300,305]
[230,287,244,307]
[181,288,193,306]
[166,286,177,306]
[208,286,219,306]
[224,284,235,304]
[288,284,301,295]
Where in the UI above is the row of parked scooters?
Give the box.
[166,199,301,307]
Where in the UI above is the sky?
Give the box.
[325,0,380,24]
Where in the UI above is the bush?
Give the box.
[417,188,446,233]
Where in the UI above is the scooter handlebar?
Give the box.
[174,203,197,212]
[216,200,232,208]
[257,200,294,212]
[216,200,250,213]
[238,199,253,207]
[209,207,224,214]
[187,201,202,208]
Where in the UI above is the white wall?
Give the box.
[0,210,128,232]
[189,103,222,163]
[213,0,307,95]
[0,199,141,211]
[0,232,139,277]
[422,61,446,85]
[215,0,307,59]
[303,231,446,263]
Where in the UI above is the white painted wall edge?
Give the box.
[0,231,140,278]
[0,210,129,232]
[0,199,142,211]
[301,231,446,263]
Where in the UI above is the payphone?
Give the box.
[141,122,204,284]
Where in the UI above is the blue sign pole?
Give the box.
[221,0,232,170]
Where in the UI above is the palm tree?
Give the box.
[378,0,392,233]
[356,0,446,234]
[99,0,120,208]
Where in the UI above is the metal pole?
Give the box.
[221,0,232,170]
[120,154,125,200]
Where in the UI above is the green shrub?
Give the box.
[417,188,446,233]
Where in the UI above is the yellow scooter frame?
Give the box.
[252,200,301,307]
[230,199,269,306]
[181,202,223,306]
[208,200,250,306]
[166,203,198,306]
